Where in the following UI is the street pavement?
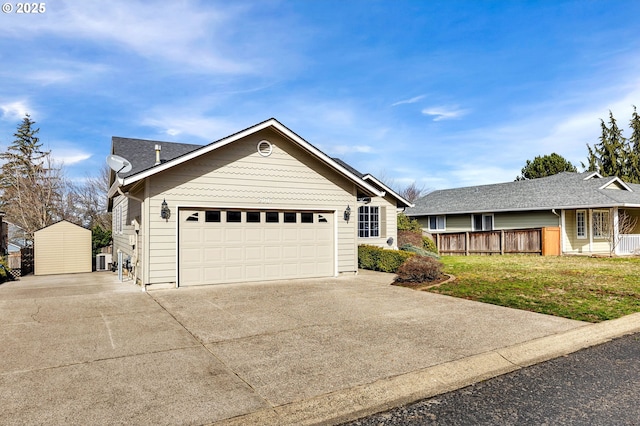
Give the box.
[344,332,640,425]
[1,271,638,425]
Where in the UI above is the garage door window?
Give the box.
[246,211,260,222]
[205,211,221,222]
[284,212,296,223]
[301,212,313,223]
[227,211,242,222]
[266,211,279,223]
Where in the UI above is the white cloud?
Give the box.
[0,100,31,120]
[0,1,260,75]
[392,95,426,106]
[422,106,469,121]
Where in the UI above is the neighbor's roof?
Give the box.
[407,172,640,216]
[108,118,410,205]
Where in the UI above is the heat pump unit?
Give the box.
[96,253,113,272]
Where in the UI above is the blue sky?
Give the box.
[1,0,639,191]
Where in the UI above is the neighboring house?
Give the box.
[406,172,640,256]
[108,118,412,288]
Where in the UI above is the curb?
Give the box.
[214,312,640,426]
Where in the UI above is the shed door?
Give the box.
[179,208,334,286]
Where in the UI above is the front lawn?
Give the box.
[429,256,640,323]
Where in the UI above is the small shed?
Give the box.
[34,220,92,275]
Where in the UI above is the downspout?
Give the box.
[116,185,145,291]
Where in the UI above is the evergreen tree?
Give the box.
[516,153,577,181]
[629,106,640,182]
[0,115,64,239]
[584,109,640,183]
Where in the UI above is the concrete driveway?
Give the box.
[2,270,636,425]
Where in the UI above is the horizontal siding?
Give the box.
[495,211,559,229]
[146,129,361,284]
[564,209,612,255]
[356,195,398,249]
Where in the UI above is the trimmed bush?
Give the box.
[422,236,438,255]
[395,255,444,283]
[399,243,440,259]
[358,245,415,273]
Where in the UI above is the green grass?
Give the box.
[429,256,640,323]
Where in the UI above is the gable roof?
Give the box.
[407,172,640,216]
[108,118,408,204]
[331,158,413,208]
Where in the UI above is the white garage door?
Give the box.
[179,208,335,286]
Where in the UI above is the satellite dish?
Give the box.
[106,154,132,174]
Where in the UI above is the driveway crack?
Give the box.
[146,292,275,408]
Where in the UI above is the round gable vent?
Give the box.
[257,140,273,157]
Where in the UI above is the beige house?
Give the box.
[407,172,640,256]
[34,220,92,275]
[108,118,412,289]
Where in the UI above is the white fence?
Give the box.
[617,234,640,255]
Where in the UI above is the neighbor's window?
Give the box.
[472,214,493,231]
[593,210,610,239]
[429,215,445,231]
[358,206,379,238]
[576,210,586,239]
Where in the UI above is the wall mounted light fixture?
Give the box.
[344,205,351,222]
[160,199,171,221]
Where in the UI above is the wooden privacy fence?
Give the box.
[435,227,560,256]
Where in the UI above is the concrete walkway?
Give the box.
[1,271,638,425]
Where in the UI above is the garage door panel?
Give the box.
[225,247,244,262]
[282,246,298,259]
[204,247,223,262]
[245,229,263,243]
[225,228,243,241]
[245,247,263,261]
[245,264,263,279]
[180,208,334,286]
[264,245,282,260]
[204,229,224,243]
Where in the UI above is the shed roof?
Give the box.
[407,172,640,216]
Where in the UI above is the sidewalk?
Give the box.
[1,271,638,425]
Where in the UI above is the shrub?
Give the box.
[397,213,422,232]
[395,255,444,283]
[398,230,423,247]
[358,245,415,273]
[400,244,440,259]
[422,236,438,255]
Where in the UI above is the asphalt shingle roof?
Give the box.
[407,172,640,216]
[111,137,203,179]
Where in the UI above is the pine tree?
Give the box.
[584,110,636,181]
[0,115,63,240]
[628,106,640,183]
